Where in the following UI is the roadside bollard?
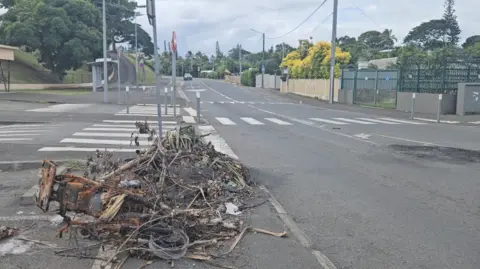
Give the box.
[126,86,130,114]
[196,91,201,123]
[164,87,168,115]
[410,93,416,119]
[437,94,443,123]
[142,86,146,106]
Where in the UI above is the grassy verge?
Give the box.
[125,54,156,84]
[10,88,91,95]
[357,101,396,109]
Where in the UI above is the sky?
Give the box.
[135,0,480,57]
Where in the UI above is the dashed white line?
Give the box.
[356,118,400,124]
[333,118,376,124]
[215,117,236,125]
[309,118,349,125]
[378,117,425,125]
[264,118,292,125]
[241,117,264,125]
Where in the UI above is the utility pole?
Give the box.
[239,44,242,74]
[328,0,339,104]
[262,33,265,88]
[282,43,285,60]
[146,0,162,134]
[102,0,108,103]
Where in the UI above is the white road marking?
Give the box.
[353,133,371,139]
[197,125,238,159]
[240,117,264,125]
[183,107,198,117]
[215,117,236,125]
[38,147,142,152]
[378,117,425,125]
[250,105,378,145]
[0,124,61,129]
[373,134,441,146]
[84,127,138,132]
[333,118,376,124]
[73,132,167,138]
[140,104,179,107]
[103,120,177,124]
[60,138,152,146]
[0,130,49,134]
[182,116,196,123]
[0,133,40,137]
[264,118,292,125]
[114,113,176,117]
[92,124,170,128]
[0,138,33,141]
[356,118,401,124]
[219,101,225,104]
[414,117,460,124]
[27,104,91,112]
[309,118,349,125]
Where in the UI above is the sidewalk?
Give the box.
[0,168,320,269]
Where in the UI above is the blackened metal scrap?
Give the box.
[37,124,258,263]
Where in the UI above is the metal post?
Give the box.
[142,85,146,106]
[196,91,201,123]
[239,44,242,74]
[149,0,162,135]
[170,86,174,106]
[126,86,130,114]
[374,70,378,105]
[134,12,138,85]
[117,51,121,104]
[328,0,338,104]
[262,33,265,88]
[410,93,416,119]
[164,87,168,115]
[172,50,177,116]
[437,94,442,123]
[102,0,108,103]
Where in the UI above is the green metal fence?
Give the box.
[398,66,480,94]
[341,69,398,108]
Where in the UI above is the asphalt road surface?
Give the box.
[183,78,480,269]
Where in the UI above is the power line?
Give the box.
[306,12,333,36]
[351,5,382,28]
[267,0,329,39]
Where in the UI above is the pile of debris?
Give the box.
[36,123,284,266]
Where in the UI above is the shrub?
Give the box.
[240,68,258,86]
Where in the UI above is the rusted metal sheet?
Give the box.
[36,160,57,212]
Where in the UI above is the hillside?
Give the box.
[8,50,91,84]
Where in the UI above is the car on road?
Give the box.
[184,73,193,81]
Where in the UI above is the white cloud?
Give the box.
[136,0,480,56]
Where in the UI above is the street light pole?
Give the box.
[328,0,339,104]
[262,33,265,88]
[102,0,108,103]
[146,0,162,134]
[239,44,242,74]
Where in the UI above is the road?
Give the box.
[183,78,480,269]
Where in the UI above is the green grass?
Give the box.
[358,101,396,109]
[125,54,156,84]
[11,88,91,95]
[9,50,91,84]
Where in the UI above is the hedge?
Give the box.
[240,69,258,87]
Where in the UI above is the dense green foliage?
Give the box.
[0,0,154,78]
[240,69,258,87]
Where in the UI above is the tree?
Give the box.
[462,35,480,48]
[443,0,461,45]
[380,29,397,48]
[215,41,223,59]
[0,0,102,78]
[404,19,449,50]
[280,41,350,79]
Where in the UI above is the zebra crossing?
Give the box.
[115,104,180,117]
[27,104,92,112]
[38,120,177,153]
[201,101,294,105]
[0,123,63,142]
[211,117,425,126]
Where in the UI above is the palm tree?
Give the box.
[381,29,397,49]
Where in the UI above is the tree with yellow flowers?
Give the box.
[280,40,350,79]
